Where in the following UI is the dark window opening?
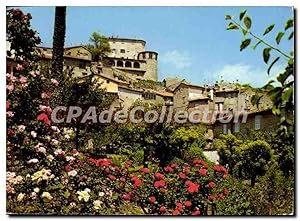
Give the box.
[120,49,125,53]
[117,61,123,67]
[133,62,140,68]
[125,61,132,68]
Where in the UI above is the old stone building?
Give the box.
[103,37,158,81]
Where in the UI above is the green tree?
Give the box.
[86,32,111,61]
[51,6,66,80]
[236,140,274,186]
[225,10,294,134]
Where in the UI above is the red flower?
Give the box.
[199,168,208,176]
[170,163,178,168]
[160,188,167,193]
[65,165,72,172]
[172,210,180,215]
[72,149,78,155]
[139,168,150,174]
[223,188,229,196]
[154,172,164,180]
[120,177,126,183]
[209,194,215,201]
[131,175,142,188]
[218,193,224,199]
[37,113,50,125]
[208,181,216,188]
[184,201,192,207]
[176,202,183,212]
[154,180,166,188]
[124,160,132,168]
[159,206,167,213]
[105,168,110,174]
[164,166,173,173]
[185,180,200,193]
[77,160,84,167]
[213,165,227,173]
[149,196,156,204]
[6,101,10,110]
[122,193,132,201]
[179,172,187,179]
[7,129,14,137]
[109,175,116,181]
[192,210,201,215]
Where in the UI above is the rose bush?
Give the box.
[6,8,229,215]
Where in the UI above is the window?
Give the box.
[79,61,86,69]
[133,62,140,68]
[125,61,132,68]
[116,61,123,67]
[234,122,240,133]
[223,124,227,134]
[120,49,125,53]
[143,93,156,100]
[254,115,262,130]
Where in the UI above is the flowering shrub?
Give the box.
[6,8,229,215]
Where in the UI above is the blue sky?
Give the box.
[17,6,293,87]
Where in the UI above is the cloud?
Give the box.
[161,50,192,69]
[209,63,285,87]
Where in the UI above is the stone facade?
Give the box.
[103,38,158,81]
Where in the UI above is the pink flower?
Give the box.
[68,170,78,177]
[6,84,14,93]
[30,71,36,77]
[184,201,192,207]
[139,168,150,174]
[41,92,51,99]
[51,78,59,86]
[208,181,216,188]
[19,76,27,84]
[209,194,215,201]
[172,210,180,215]
[192,210,201,215]
[16,64,24,71]
[37,113,50,125]
[7,111,14,118]
[6,101,10,110]
[154,172,164,180]
[17,125,26,132]
[199,168,208,176]
[149,196,156,204]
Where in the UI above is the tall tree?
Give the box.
[51,6,66,80]
[86,32,111,61]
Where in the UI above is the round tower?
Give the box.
[138,51,158,81]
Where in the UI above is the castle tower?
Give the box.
[138,51,158,81]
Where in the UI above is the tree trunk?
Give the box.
[51,6,66,81]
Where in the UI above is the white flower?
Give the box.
[35,144,46,155]
[34,187,40,193]
[51,126,60,133]
[31,168,52,184]
[17,125,26,132]
[66,156,75,162]
[51,139,59,146]
[77,190,90,202]
[65,134,70,140]
[31,131,37,138]
[47,155,54,162]
[31,192,37,200]
[84,188,91,193]
[68,170,78,177]
[98,192,105,197]
[54,149,65,156]
[28,159,39,164]
[93,200,102,210]
[17,193,25,202]
[70,202,76,208]
[41,192,53,200]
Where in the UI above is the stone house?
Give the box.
[102,37,158,81]
[212,108,280,137]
